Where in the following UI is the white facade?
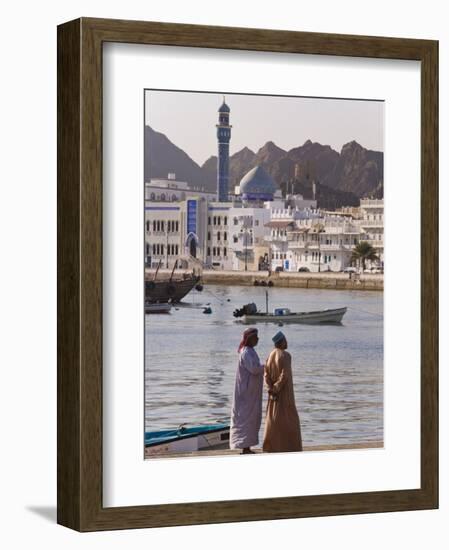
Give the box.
[228,205,272,270]
[144,192,382,273]
[357,198,384,266]
[285,216,366,272]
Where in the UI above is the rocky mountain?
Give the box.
[144,125,384,206]
[329,140,384,198]
[144,126,205,189]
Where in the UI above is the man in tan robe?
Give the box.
[263,331,303,453]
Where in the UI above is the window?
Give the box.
[213,247,216,256]
[175,221,179,232]
[208,232,211,241]
[161,244,164,255]
[146,221,150,232]
[208,216,211,225]
[156,244,160,255]
[207,247,211,256]
[167,221,171,232]
[224,216,228,226]
[218,216,221,226]
[217,232,221,241]
[217,247,220,256]
[224,232,227,241]
[161,221,165,232]
[224,247,227,257]
[146,244,150,255]
[233,217,238,225]
[213,216,217,226]
[175,245,179,255]
[150,192,155,200]
[255,220,259,226]
[161,193,166,201]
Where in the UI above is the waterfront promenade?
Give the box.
[201,270,383,291]
[146,268,383,291]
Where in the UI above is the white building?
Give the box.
[357,198,384,266]
[285,216,367,272]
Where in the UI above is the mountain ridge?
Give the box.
[145,126,383,206]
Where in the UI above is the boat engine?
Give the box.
[233,302,258,318]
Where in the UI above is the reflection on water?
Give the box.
[145,284,383,446]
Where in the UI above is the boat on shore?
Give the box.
[145,422,230,457]
[145,259,202,304]
[144,301,172,314]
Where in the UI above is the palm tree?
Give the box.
[350,241,379,271]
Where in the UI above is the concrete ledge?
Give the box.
[200,270,383,291]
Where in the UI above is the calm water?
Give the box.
[145,284,383,447]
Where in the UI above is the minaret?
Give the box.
[216,96,232,202]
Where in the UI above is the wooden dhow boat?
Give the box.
[145,259,202,304]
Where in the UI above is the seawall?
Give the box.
[201,270,383,291]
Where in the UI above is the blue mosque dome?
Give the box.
[239,165,277,201]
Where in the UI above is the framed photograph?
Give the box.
[57,17,438,531]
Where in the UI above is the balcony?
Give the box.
[365,239,384,248]
[359,219,384,228]
[265,235,288,242]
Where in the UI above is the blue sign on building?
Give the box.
[187,200,197,234]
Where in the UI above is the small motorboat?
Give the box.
[238,306,347,324]
[145,301,172,314]
[233,290,347,324]
[145,422,230,457]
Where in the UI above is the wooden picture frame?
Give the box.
[57,17,438,531]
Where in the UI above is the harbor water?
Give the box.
[145,284,383,448]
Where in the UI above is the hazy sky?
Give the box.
[145,90,384,166]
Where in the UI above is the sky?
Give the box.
[144,89,384,166]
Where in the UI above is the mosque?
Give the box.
[144,98,367,272]
[145,97,283,271]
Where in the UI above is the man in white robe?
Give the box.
[230,328,265,454]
